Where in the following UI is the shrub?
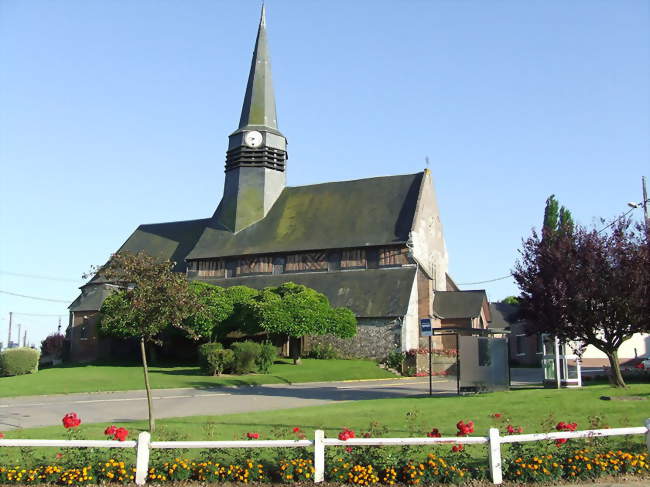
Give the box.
[384,349,405,372]
[0,347,40,376]
[307,343,338,360]
[231,341,262,374]
[40,334,65,358]
[198,342,234,376]
[256,342,277,374]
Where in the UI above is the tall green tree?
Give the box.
[95,251,201,431]
[247,282,357,364]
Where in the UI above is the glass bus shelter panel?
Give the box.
[458,336,509,393]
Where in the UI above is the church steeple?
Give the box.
[238,5,278,131]
[215,5,288,233]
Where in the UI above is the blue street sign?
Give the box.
[420,318,432,336]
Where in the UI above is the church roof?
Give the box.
[117,217,211,273]
[187,172,424,259]
[69,284,117,312]
[195,267,416,317]
[433,290,488,319]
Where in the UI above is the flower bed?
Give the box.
[1,413,649,485]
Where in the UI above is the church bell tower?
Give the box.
[215,6,288,233]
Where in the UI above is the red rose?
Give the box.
[0,432,4,439]
[113,427,129,442]
[452,444,464,452]
[246,432,260,440]
[104,425,117,436]
[338,428,355,441]
[345,446,353,453]
[426,428,441,438]
[292,427,300,433]
[62,413,81,429]
[493,413,502,418]
[555,438,568,447]
[56,453,63,459]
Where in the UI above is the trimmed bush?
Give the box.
[307,343,338,360]
[197,342,234,376]
[40,334,65,359]
[256,341,277,374]
[0,347,40,376]
[231,341,262,374]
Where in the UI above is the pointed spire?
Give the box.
[238,4,278,130]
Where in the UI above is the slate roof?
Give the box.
[433,290,488,319]
[188,173,424,259]
[489,302,521,328]
[195,267,417,317]
[69,284,117,312]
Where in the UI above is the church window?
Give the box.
[238,255,273,275]
[273,256,285,275]
[341,249,366,269]
[285,252,327,272]
[196,259,226,278]
[379,247,409,266]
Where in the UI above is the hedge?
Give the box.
[0,347,40,376]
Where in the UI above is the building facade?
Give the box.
[68,8,489,362]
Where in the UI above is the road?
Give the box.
[0,369,542,431]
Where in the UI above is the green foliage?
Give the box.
[231,341,262,374]
[543,194,559,235]
[183,283,259,342]
[0,347,40,376]
[250,283,357,339]
[384,349,405,371]
[256,341,277,373]
[501,296,520,305]
[197,342,234,376]
[307,343,339,360]
[96,251,202,344]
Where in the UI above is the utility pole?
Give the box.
[7,312,12,348]
[23,330,27,347]
[57,316,62,334]
[642,176,649,229]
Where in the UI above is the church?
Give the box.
[68,7,491,362]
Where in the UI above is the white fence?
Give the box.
[1,420,649,485]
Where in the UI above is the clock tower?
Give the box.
[215,5,288,233]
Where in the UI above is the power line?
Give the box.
[457,274,513,285]
[0,270,82,283]
[0,290,71,304]
[596,207,636,234]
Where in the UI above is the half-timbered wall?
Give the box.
[189,245,411,278]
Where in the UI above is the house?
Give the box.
[67,7,489,362]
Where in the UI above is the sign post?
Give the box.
[420,319,432,396]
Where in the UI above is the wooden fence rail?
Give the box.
[1,419,649,486]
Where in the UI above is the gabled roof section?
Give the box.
[69,284,117,312]
[433,290,488,319]
[489,302,521,328]
[195,267,417,317]
[187,172,424,259]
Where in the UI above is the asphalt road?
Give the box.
[0,369,543,431]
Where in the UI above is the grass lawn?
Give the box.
[6,383,649,449]
[0,358,396,398]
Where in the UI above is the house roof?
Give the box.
[195,267,416,317]
[489,302,521,328]
[433,290,488,319]
[69,284,117,312]
[187,172,424,259]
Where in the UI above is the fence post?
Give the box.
[488,428,503,485]
[314,429,325,483]
[135,432,151,486]
[645,419,650,454]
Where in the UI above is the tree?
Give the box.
[182,282,259,342]
[246,282,357,364]
[513,219,650,388]
[500,296,520,306]
[40,333,65,359]
[95,251,201,431]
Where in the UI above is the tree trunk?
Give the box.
[289,336,302,365]
[140,338,156,432]
[605,350,627,388]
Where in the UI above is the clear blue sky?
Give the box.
[1,1,648,345]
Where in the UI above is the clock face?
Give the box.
[244,131,263,148]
